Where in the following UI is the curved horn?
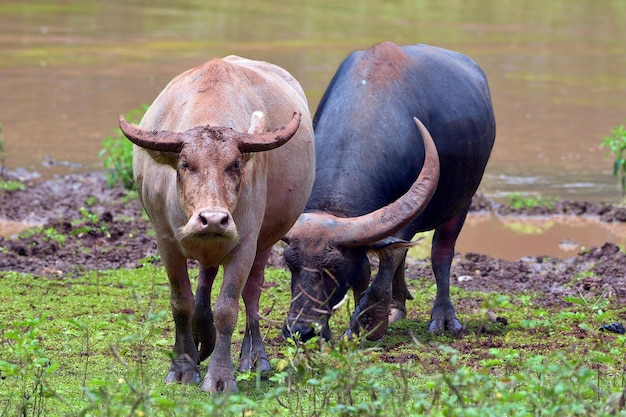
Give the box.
[238,111,301,153]
[291,117,439,248]
[118,115,184,153]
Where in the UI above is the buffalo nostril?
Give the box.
[198,211,229,229]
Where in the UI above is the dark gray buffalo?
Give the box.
[282,41,495,341]
[119,56,315,392]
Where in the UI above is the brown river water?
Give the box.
[1,0,625,260]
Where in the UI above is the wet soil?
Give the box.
[1,170,626,308]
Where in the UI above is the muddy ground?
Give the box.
[1,170,626,310]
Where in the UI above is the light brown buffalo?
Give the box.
[119,55,315,393]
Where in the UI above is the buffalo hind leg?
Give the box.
[192,265,218,362]
[429,204,469,335]
[238,247,271,373]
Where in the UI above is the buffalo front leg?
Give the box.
[193,265,218,362]
[429,204,469,335]
[161,247,201,384]
[389,249,412,323]
[201,246,255,393]
[347,248,405,341]
[238,247,271,373]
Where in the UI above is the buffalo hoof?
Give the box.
[201,373,238,394]
[428,317,463,336]
[343,328,355,341]
[388,307,406,323]
[364,318,387,341]
[239,324,271,373]
[165,354,201,384]
[239,353,270,373]
[348,302,388,341]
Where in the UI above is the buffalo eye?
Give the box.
[283,244,300,271]
[321,246,345,277]
[229,158,243,174]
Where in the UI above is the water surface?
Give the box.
[1,0,625,258]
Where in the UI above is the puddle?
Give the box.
[409,213,626,261]
[0,219,41,238]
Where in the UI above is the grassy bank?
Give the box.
[1,263,625,416]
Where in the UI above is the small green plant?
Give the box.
[266,333,419,416]
[66,318,109,391]
[71,206,109,295]
[508,192,555,210]
[562,289,611,324]
[601,120,626,195]
[17,226,41,240]
[113,291,169,385]
[42,227,66,246]
[72,206,109,237]
[0,179,26,191]
[99,105,148,190]
[85,195,98,206]
[0,317,60,416]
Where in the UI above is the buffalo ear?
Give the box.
[240,111,265,164]
[144,150,180,169]
[238,111,301,153]
[248,111,266,134]
[368,236,422,251]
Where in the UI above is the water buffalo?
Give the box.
[282,41,495,341]
[119,55,315,392]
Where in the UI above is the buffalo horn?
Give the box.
[237,111,301,153]
[329,117,440,247]
[118,116,185,153]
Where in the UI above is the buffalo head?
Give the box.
[282,117,440,341]
[119,111,301,248]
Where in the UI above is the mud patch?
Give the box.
[1,170,626,307]
[0,171,158,275]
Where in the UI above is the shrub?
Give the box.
[99,105,148,190]
[601,120,626,196]
[0,318,60,416]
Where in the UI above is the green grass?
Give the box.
[1,264,625,416]
[508,192,556,210]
